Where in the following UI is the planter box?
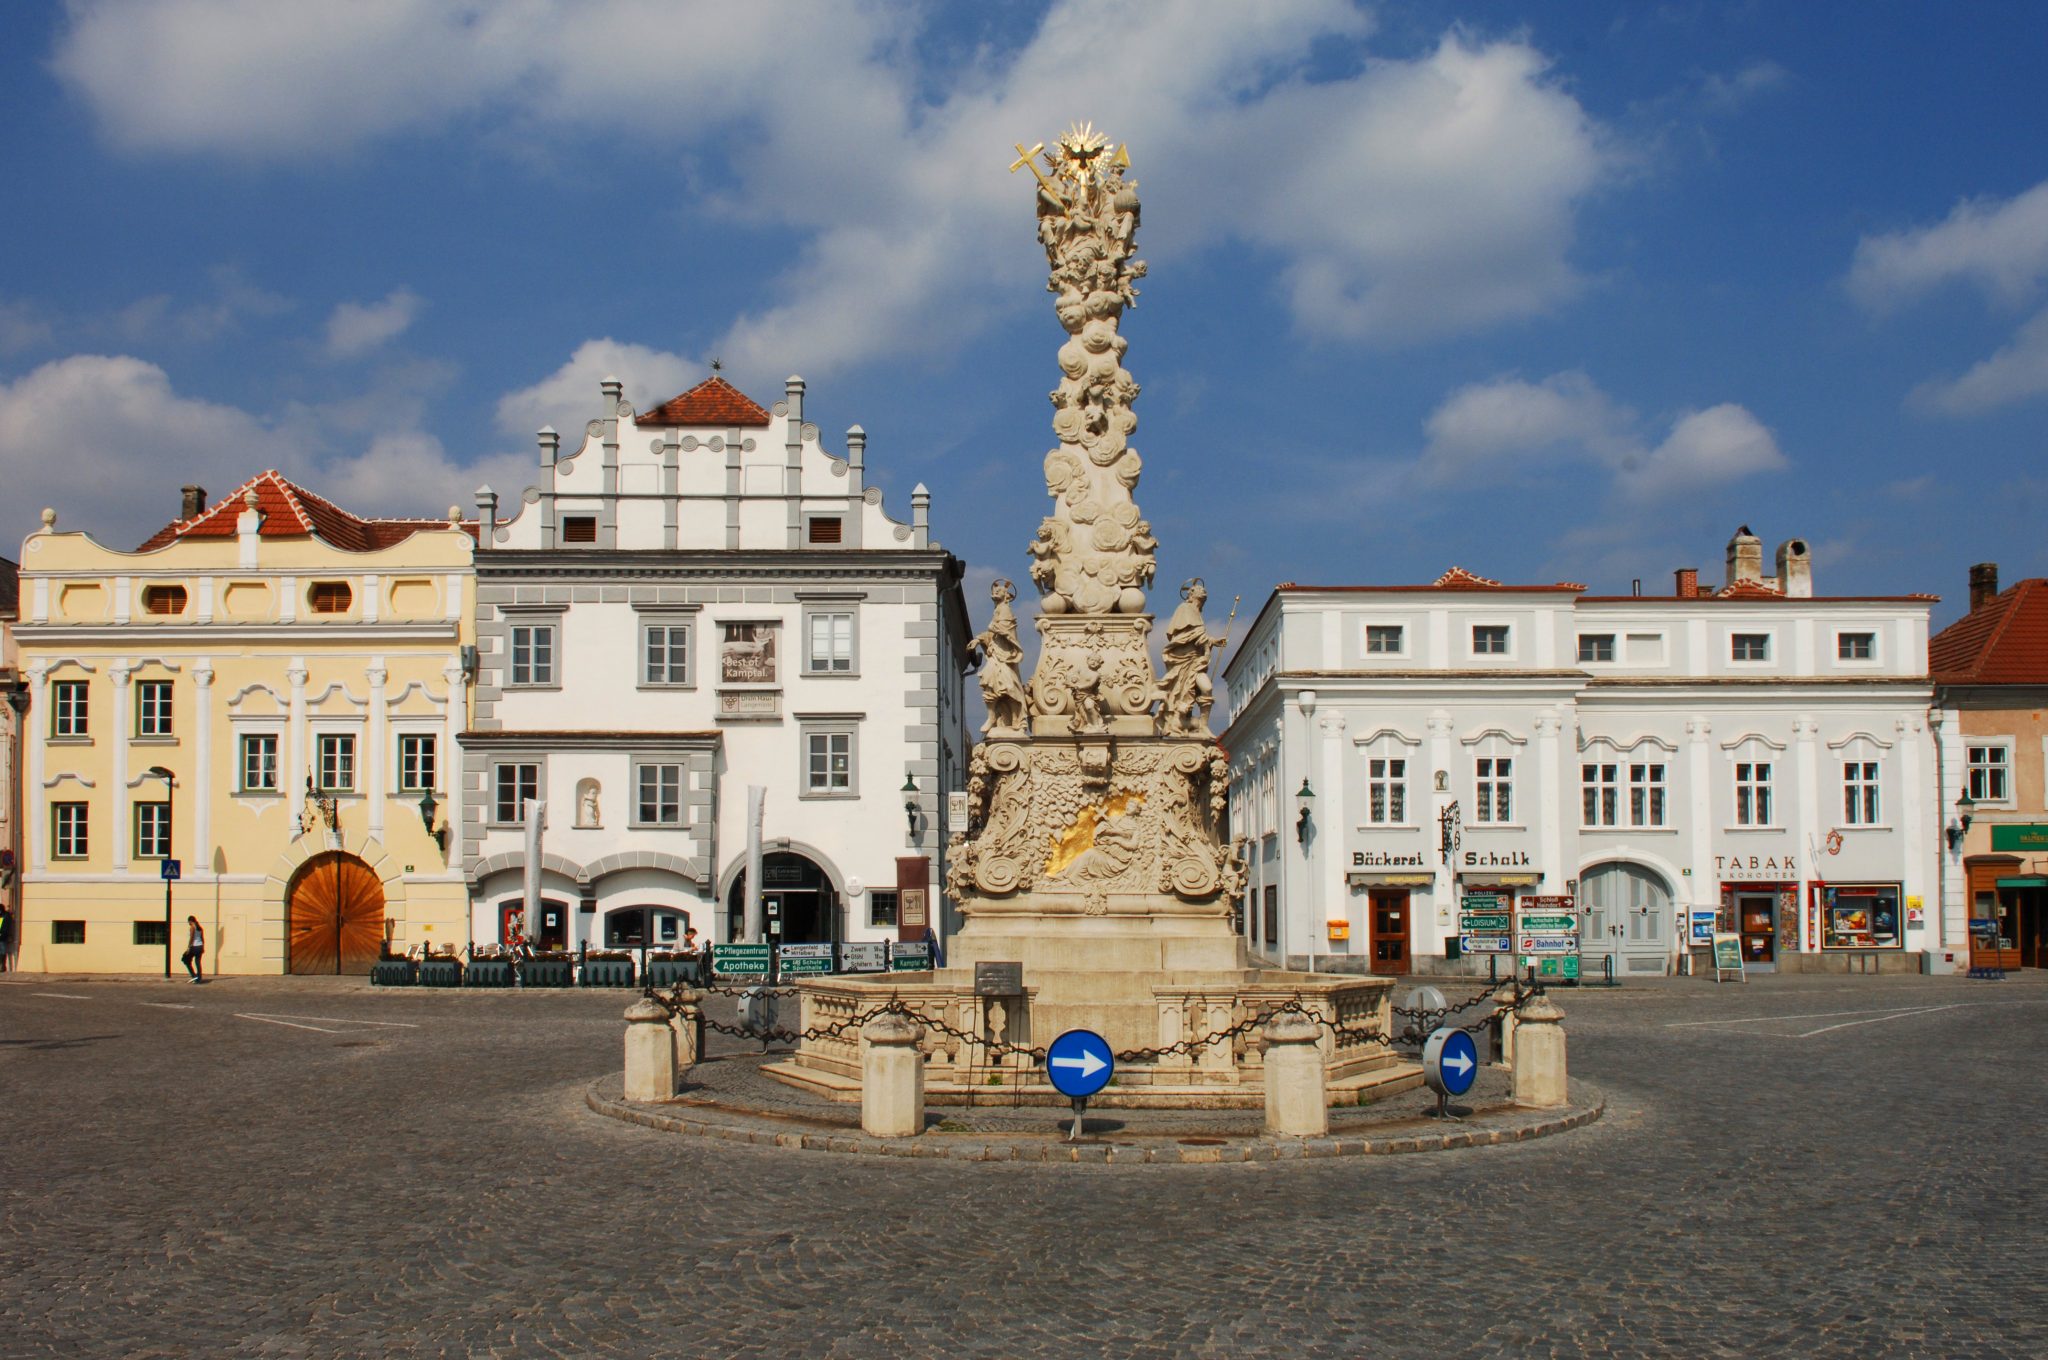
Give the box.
[417,958,463,988]
[463,959,515,989]
[522,958,574,988]
[580,958,637,988]
[371,959,416,987]
[645,958,701,987]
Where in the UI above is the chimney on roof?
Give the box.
[1675,567,1699,599]
[1775,538,1813,598]
[1969,562,1999,612]
[180,485,208,520]
[475,485,498,546]
[1725,525,1764,588]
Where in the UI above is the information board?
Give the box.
[839,941,888,973]
[1710,932,1747,982]
[1460,894,1512,953]
[711,943,773,978]
[777,942,834,977]
[1689,910,1718,945]
[888,940,934,972]
[974,961,1024,996]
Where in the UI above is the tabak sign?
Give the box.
[1715,853,1797,880]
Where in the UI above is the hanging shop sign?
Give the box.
[1990,824,2048,852]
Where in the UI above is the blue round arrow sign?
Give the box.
[1423,1026,1479,1097]
[1045,1028,1114,1099]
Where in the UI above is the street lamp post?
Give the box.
[145,765,176,979]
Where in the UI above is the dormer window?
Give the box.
[142,585,188,616]
[561,515,597,544]
[806,516,843,545]
[308,581,353,615]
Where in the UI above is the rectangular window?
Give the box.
[1731,633,1770,662]
[52,680,88,737]
[398,735,437,793]
[1967,745,2009,802]
[1367,758,1406,824]
[1837,632,1875,661]
[134,801,171,859]
[560,515,597,543]
[1736,761,1774,826]
[869,889,899,928]
[1263,885,1279,944]
[807,516,843,545]
[136,680,173,737]
[510,624,556,686]
[1472,625,1509,656]
[1629,763,1667,827]
[494,763,540,824]
[134,920,170,946]
[642,623,692,686]
[805,730,853,794]
[1582,763,1619,827]
[806,611,854,673]
[636,763,685,825]
[1844,760,1880,825]
[316,734,357,792]
[1366,625,1404,655]
[1475,757,1513,823]
[142,585,187,615]
[1577,634,1615,663]
[53,801,89,859]
[52,920,86,945]
[240,734,279,791]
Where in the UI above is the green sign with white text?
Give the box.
[1460,912,1512,932]
[1991,824,2048,852]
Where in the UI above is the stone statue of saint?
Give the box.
[969,580,1029,733]
[578,783,601,829]
[1160,578,1227,735]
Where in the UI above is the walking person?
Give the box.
[181,915,205,983]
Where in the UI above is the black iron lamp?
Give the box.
[903,773,920,838]
[1294,778,1314,845]
[1947,790,1976,851]
[418,788,447,852]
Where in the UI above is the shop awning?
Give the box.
[1995,876,2048,889]
[1345,872,1434,887]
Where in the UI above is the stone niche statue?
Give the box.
[968,579,1030,734]
[1158,578,1227,735]
[575,779,602,829]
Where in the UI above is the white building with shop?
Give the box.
[1224,531,1939,978]
[462,373,972,956]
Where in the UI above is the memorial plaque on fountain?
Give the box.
[974,961,1024,997]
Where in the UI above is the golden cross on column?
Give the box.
[1009,141,1063,202]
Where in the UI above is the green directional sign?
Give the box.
[1460,912,1512,932]
[1518,914,1578,933]
[711,943,773,978]
[777,943,833,977]
[1521,954,1582,979]
[1461,894,1501,911]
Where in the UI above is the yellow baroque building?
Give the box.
[12,474,475,974]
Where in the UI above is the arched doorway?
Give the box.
[1580,861,1672,978]
[726,852,838,945]
[287,852,386,975]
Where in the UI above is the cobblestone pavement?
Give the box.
[4,969,2046,1358]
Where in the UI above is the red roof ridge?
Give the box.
[636,375,772,427]
[136,469,476,553]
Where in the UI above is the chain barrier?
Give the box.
[643,978,1542,1064]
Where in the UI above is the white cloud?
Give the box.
[52,2,1615,363]
[317,429,531,521]
[1418,371,1785,499]
[105,265,294,344]
[1848,179,2048,312]
[1909,304,2048,416]
[493,338,703,442]
[323,288,421,359]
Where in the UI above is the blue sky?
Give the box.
[5,1,2048,636]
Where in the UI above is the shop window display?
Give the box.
[1821,884,1902,950]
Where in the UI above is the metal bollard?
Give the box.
[623,997,677,1102]
[1511,993,1568,1109]
[861,1012,926,1138]
[1262,1010,1328,1137]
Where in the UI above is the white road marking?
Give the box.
[1794,1003,1967,1037]
[1669,998,2048,1039]
[141,1002,195,1010]
[31,993,92,1001]
[233,1013,347,1033]
[235,1013,418,1029]
[1667,1006,1936,1028]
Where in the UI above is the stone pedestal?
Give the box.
[668,987,703,1075]
[1262,1011,1328,1137]
[623,998,676,1103]
[1493,981,1520,1067]
[861,1013,925,1138]
[1512,994,1568,1109]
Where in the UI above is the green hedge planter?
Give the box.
[580,958,637,987]
[463,959,515,988]
[370,959,416,987]
[522,958,574,988]
[417,958,463,988]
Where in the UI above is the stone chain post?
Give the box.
[623,998,677,1103]
[668,987,704,1077]
[1512,993,1568,1109]
[861,1012,926,1139]
[1262,1010,1328,1137]
[1493,980,1521,1067]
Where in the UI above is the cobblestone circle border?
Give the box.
[585,1077,1604,1164]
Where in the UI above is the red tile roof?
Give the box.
[135,470,477,553]
[1280,567,1587,594]
[1931,578,2048,684]
[636,376,772,427]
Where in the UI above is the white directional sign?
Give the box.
[1519,935,1579,954]
[1460,934,1514,953]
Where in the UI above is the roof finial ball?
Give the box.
[448,505,462,526]
[245,489,260,509]
[39,507,56,531]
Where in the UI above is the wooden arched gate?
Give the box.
[288,852,387,975]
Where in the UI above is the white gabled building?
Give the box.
[462,373,972,957]
[1223,530,1939,979]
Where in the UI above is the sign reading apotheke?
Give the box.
[1991,824,2048,852]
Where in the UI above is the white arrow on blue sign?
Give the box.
[1423,1026,1478,1098]
[1044,1028,1115,1099]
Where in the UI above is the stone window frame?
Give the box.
[135,679,175,739]
[238,730,282,794]
[1576,633,1617,664]
[1834,629,1880,665]
[1732,758,1776,828]
[1966,739,2012,806]
[630,759,689,829]
[490,760,545,827]
[1353,729,1419,828]
[803,512,846,547]
[52,800,89,859]
[1363,622,1408,657]
[637,616,697,690]
[315,731,360,794]
[51,680,89,739]
[1728,629,1774,664]
[395,731,439,795]
[1469,622,1514,659]
[868,889,899,928]
[133,800,172,861]
[798,716,860,800]
[800,603,859,677]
